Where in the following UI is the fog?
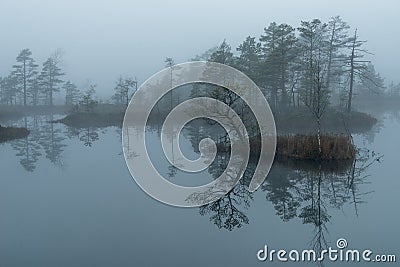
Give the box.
[1,0,399,98]
[1,2,400,266]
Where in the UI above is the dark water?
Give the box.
[0,112,398,267]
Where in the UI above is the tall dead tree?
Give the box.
[346,29,370,113]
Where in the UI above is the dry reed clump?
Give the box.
[275,134,355,160]
[219,134,356,161]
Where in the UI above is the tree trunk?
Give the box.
[347,30,357,113]
[23,60,27,106]
[326,23,336,92]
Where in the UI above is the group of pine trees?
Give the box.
[2,17,394,113]
[111,77,138,106]
[195,16,388,113]
[0,48,138,109]
[0,49,74,106]
[0,49,103,111]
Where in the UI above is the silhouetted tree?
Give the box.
[357,63,385,97]
[209,40,234,65]
[206,41,240,109]
[63,80,80,106]
[345,29,370,112]
[0,74,18,105]
[165,57,175,110]
[39,50,64,105]
[260,23,298,109]
[112,76,137,106]
[12,48,38,106]
[297,19,329,109]
[78,83,98,112]
[28,73,41,106]
[236,36,262,81]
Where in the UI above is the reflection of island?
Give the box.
[182,122,381,241]
[5,115,67,170]
[2,111,384,238]
[7,114,114,172]
[266,148,380,266]
[200,150,381,267]
[7,114,112,172]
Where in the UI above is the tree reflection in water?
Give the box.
[8,114,108,171]
[11,116,42,172]
[192,139,381,266]
[197,154,255,231]
[39,114,66,167]
[183,123,382,246]
[65,125,109,148]
[5,114,383,251]
[77,127,100,147]
[10,114,67,170]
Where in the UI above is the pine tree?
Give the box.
[28,73,40,106]
[206,41,238,107]
[236,36,262,81]
[1,74,19,105]
[297,19,329,109]
[259,22,279,108]
[209,40,234,65]
[112,77,138,106]
[78,83,98,113]
[39,51,64,106]
[357,63,385,97]
[12,48,38,106]
[63,80,80,106]
[260,23,298,109]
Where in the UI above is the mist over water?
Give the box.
[0,110,398,266]
[1,1,399,266]
[1,0,399,99]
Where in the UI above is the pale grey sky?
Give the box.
[1,0,399,98]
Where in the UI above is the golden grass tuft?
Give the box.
[275,134,355,160]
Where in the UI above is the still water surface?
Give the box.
[0,112,399,266]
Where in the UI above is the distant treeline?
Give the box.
[1,16,399,114]
[0,48,137,111]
